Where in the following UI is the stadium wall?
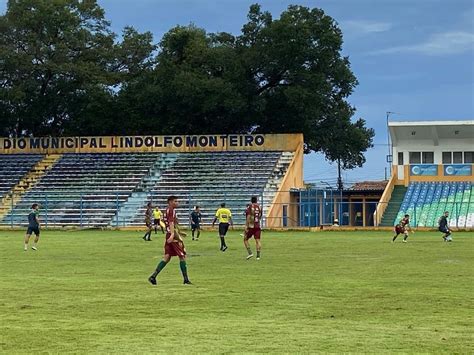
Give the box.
[0,134,302,154]
[374,174,396,226]
[266,141,304,227]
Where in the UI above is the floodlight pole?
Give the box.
[386,111,397,177]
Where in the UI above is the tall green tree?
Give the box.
[120,4,373,165]
[0,1,374,175]
[118,25,247,135]
[63,26,156,135]
[237,5,365,153]
[0,0,154,136]
[317,117,375,189]
[239,4,375,175]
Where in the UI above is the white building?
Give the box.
[389,120,473,183]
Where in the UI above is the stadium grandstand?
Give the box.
[1,121,473,230]
[281,120,473,229]
[376,120,474,228]
[0,134,303,228]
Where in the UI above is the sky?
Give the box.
[1,0,473,187]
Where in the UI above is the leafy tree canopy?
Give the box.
[0,1,374,171]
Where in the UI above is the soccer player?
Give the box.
[212,203,232,251]
[153,206,164,234]
[392,214,410,243]
[439,211,453,242]
[190,206,202,241]
[24,203,40,251]
[240,204,250,238]
[143,202,153,241]
[148,196,192,285]
[244,196,263,260]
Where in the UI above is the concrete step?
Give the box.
[0,154,62,220]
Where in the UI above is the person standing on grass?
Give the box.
[244,196,263,260]
[212,203,233,251]
[439,211,453,242]
[153,206,164,234]
[143,202,153,241]
[148,195,192,285]
[392,214,410,243]
[24,203,40,251]
[190,206,202,241]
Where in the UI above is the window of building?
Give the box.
[398,152,404,165]
[453,151,463,164]
[465,152,473,164]
[409,152,421,164]
[442,152,452,164]
[422,152,434,164]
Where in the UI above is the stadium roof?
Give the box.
[388,120,474,143]
[349,180,388,191]
[389,120,473,127]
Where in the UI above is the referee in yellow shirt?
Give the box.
[212,203,233,251]
[153,206,164,234]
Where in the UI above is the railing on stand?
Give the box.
[0,191,471,229]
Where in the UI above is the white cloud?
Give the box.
[341,20,392,35]
[370,31,474,56]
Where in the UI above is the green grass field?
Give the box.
[1,229,473,353]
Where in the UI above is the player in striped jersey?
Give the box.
[244,196,263,260]
[148,196,192,285]
[392,214,410,243]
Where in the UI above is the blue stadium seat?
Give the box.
[126,151,290,226]
[393,181,472,228]
[0,154,44,199]
[1,151,293,227]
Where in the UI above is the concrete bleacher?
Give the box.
[394,181,473,228]
[1,153,162,227]
[0,154,44,199]
[0,151,293,227]
[122,151,292,227]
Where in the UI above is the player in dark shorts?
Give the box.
[153,206,164,234]
[24,203,40,251]
[244,196,263,260]
[143,202,153,241]
[190,206,202,241]
[392,214,410,243]
[439,211,453,242]
[148,196,192,285]
[212,203,233,251]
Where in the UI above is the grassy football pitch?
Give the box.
[1,229,473,353]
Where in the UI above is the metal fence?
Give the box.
[0,191,267,228]
[272,201,472,228]
[0,191,472,229]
